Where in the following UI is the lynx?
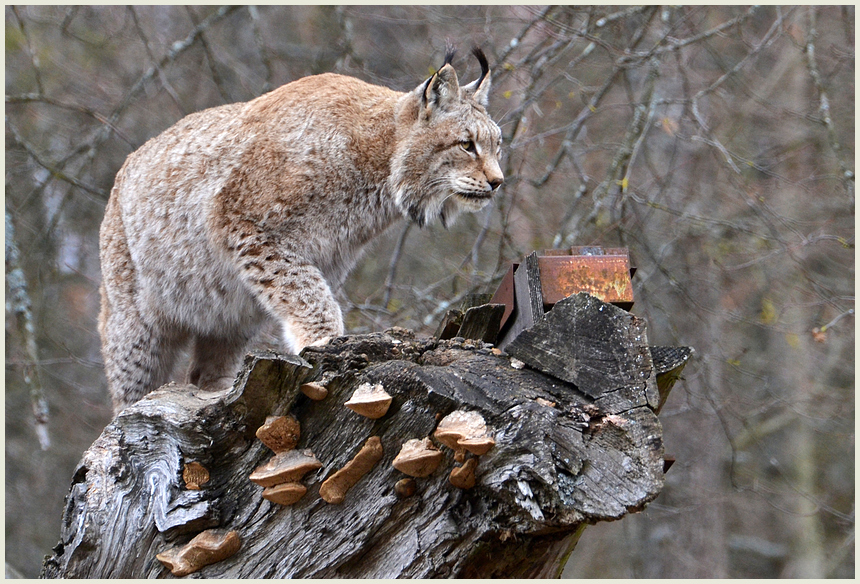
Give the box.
[99,49,504,413]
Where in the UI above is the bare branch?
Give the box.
[804,6,855,205]
[382,222,412,308]
[247,6,275,93]
[129,7,187,116]
[185,6,233,104]
[5,119,108,199]
[5,203,50,450]
[10,6,44,95]
[105,5,242,138]
[619,6,760,64]
[5,94,134,146]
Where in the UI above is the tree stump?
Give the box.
[42,293,688,578]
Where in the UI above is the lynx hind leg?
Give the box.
[186,332,255,392]
[99,292,187,414]
[99,198,187,414]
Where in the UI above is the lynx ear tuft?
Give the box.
[443,44,456,67]
[463,47,492,107]
[471,47,489,87]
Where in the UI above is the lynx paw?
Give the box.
[308,336,332,347]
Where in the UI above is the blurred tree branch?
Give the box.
[5,202,50,450]
[5,118,108,200]
[804,6,855,206]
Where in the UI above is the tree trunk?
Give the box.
[42,293,686,578]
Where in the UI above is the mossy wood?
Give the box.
[42,293,689,578]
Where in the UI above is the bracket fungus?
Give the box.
[300,381,328,401]
[392,438,444,478]
[394,477,417,498]
[183,461,210,491]
[433,410,495,461]
[255,415,301,453]
[156,529,241,577]
[319,436,384,504]
[249,449,322,488]
[449,458,478,490]
[262,482,308,506]
[344,383,393,419]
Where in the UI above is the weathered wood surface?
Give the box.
[455,303,505,343]
[496,251,545,350]
[42,294,677,579]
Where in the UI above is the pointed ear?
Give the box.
[420,63,461,115]
[464,71,491,107]
[462,47,492,107]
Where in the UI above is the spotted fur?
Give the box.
[99,51,503,413]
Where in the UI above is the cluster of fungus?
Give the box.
[391,409,495,491]
[249,415,322,506]
[299,381,328,401]
[434,410,495,460]
[250,381,495,515]
[311,382,393,503]
[392,438,444,477]
[434,410,495,489]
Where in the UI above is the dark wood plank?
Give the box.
[456,303,506,343]
[497,252,544,350]
[434,309,463,340]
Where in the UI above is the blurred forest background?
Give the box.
[5,5,854,578]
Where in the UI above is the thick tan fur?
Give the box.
[99,52,503,413]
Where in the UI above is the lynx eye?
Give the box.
[459,139,476,154]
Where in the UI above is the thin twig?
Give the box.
[106,5,241,138]
[804,6,855,205]
[129,6,187,116]
[570,56,660,233]
[247,6,275,93]
[5,119,108,199]
[382,222,412,308]
[619,6,759,64]
[10,7,44,96]
[5,94,134,146]
[186,6,232,103]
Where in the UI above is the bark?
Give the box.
[42,294,685,578]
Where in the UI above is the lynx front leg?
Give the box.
[240,255,344,353]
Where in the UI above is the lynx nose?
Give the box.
[488,177,503,191]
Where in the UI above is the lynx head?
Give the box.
[390,48,504,228]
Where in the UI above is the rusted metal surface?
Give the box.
[544,246,636,277]
[489,247,636,349]
[538,254,634,310]
[489,263,516,330]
